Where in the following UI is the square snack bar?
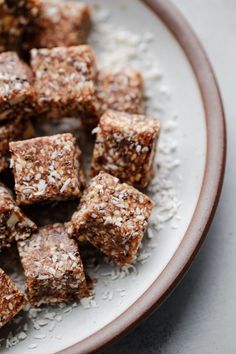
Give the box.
[0,0,40,52]
[24,0,91,50]
[18,223,90,305]
[90,111,160,189]
[83,68,144,128]
[9,133,85,205]
[70,172,154,265]
[30,45,99,120]
[0,184,36,251]
[0,52,35,122]
[97,69,144,115]
[0,117,34,172]
[0,268,27,328]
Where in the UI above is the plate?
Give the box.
[0,0,226,353]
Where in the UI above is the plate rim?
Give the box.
[60,0,226,353]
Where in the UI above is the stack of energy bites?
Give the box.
[0,0,161,328]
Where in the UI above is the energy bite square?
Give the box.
[24,1,91,50]
[90,111,161,189]
[9,133,85,205]
[0,117,34,172]
[70,172,154,266]
[0,184,36,251]
[0,268,27,328]
[30,45,99,120]
[81,68,144,128]
[18,223,90,305]
[0,0,40,52]
[0,52,35,122]
[97,69,144,115]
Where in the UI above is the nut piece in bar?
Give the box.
[30,45,98,120]
[97,69,144,115]
[9,133,85,205]
[90,111,160,189]
[0,268,27,328]
[18,223,90,306]
[0,117,35,172]
[0,0,40,52]
[24,1,91,50]
[70,172,154,266]
[0,184,37,251]
[0,52,36,122]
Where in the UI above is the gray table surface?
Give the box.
[105,0,236,353]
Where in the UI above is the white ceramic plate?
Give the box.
[0,1,225,353]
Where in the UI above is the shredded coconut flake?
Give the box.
[60,178,71,193]
[28,343,38,349]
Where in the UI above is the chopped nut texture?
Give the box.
[81,68,144,128]
[0,0,40,52]
[90,111,160,188]
[30,45,99,120]
[18,223,90,306]
[0,117,35,172]
[0,52,36,122]
[9,133,85,205]
[0,184,37,251]
[70,172,154,265]
[97,69,144,115]
[0,268,27,328]
[24,1,91,50]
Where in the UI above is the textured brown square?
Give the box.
[97,69,144,115]
[9,133,85,205]
[82,68,144,128]
[0,52,36,122]
[70,172,154,265]
[18,223,90,305]
[0,117,34,172]
[0,268,27,328]
[0,184,36,251]
[90,111,160,188]
[0,0,40,52]
[23,1,91,50]
[30,45,99,120]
